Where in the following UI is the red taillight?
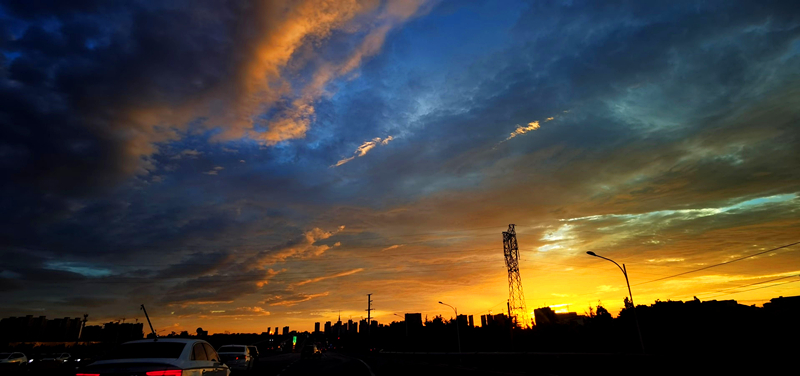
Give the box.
[145,371,182,376]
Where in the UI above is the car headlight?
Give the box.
[76,359,81,362]
[28,359,34,363]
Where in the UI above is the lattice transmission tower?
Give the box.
[503,224,531,328]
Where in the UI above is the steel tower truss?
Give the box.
[503,224,531,328]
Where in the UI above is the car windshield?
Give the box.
[218,346,245,353]
[104,342,186,359]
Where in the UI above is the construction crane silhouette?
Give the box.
[503,224,531,328]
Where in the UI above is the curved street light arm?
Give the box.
[592,254,626,276]
[439,301,456,313]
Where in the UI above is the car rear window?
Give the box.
[104,342,187,359]
[218,346,245,353]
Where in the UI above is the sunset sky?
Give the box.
[1,0,799,334]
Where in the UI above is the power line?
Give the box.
[693,274,800,298]
[633,241,800,286]
[701,278,800,299]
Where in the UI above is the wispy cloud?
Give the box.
[499,115,559,144]
[210,306,270,317]
[293,268,365,287]
[251,226,345,269]
[203,166,224,175]
[332,136,394,167]
[382,244,404,251]
[507,121,541,140]
[263,292,330,307]
[171,149,203,160]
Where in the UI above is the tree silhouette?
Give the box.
[426,315,445,328]
[624,297,634,310]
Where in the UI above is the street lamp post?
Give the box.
[586,251,646,353]
[438,301,462,355]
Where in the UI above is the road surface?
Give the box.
[234,352,374,376]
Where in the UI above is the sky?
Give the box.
[1,0,799,334]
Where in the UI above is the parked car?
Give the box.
[75,338,230,376]
[300,345,321,359]
[217,345,253,371]
[0,352,28,372]
[246,345,259,360]
[41,352,72,364]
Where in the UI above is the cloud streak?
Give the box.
[504,115,558,142]
[263,292,330,307]
[331,136,394,167]
[293,268,365,287]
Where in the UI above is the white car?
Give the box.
[0,352,28,371]
[76,338,230,376]
[217,344,254,371]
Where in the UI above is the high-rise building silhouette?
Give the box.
[493,313,508,327]
[333,321,342,337]
[324,321,331,335]
[0,315,92,342]
[457,314,468,327]
[314,322,320,333]
[274,327,279,335]
[282,326,289,336]
[405,313,423,331]
[468,315,474,328]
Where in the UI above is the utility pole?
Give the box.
[79,314,88,341]
[366,294,374,336]
[141,304,157,339]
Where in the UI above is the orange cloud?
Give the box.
[97,0,427,178]
[292,268,365,287]
[264,292,330,307]
[507,121,541,140]
[501,113,562,143]
[253,226,345,268]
